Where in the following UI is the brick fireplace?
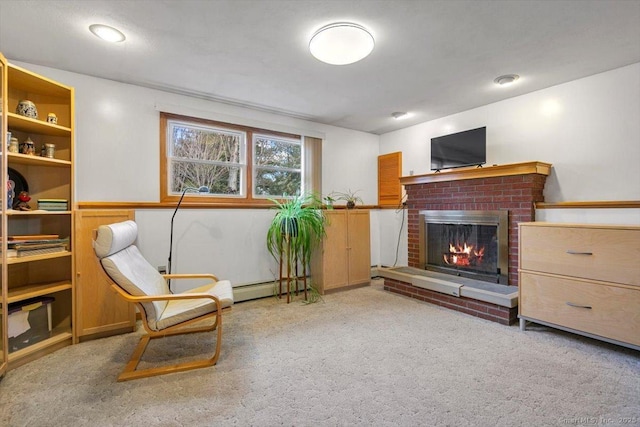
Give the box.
[381,161,551,324]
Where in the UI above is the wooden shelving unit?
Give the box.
[1,54,75,372]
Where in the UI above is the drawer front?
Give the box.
[520,272,640,346]
[520,225,640,286]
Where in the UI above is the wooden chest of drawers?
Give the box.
[518,222,640,350]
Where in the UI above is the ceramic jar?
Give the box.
[46,113,58,124]
[20,137,35,155]
[16,100,38,119]
[9,137,19,153]
[43,143,56,158]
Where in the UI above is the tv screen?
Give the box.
[430,126,486,171]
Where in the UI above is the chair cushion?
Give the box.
[101,245,171,322]
[94,220,138,258]
[155,280,234,330]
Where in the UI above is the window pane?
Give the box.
[254,136,301,169]
[168,120,245,196]
[253,134,301,197]
[172,161,242,195]
[170,122,243,163]
[254,168,301,197]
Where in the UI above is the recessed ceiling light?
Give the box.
[494,74,520,87]
[309,22,374,65]
[89,24,126,43]
[392,112,409,120]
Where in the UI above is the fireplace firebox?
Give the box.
[419,210,509,285]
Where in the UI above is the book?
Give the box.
[36,199,68,203]
[8,238,69,249]
[8,234,60,241]
[16,246,67,258]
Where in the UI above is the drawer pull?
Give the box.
[566,250,593,255]
[566,302,592,309]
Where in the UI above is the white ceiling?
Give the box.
[1,0,639,135]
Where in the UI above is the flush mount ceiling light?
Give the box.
[89,24,126,43]
[392,112,409,120]
[494,74,520,87]
[309,22,374,65]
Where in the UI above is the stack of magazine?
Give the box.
[6,234,70,258]
[37,199,69,211]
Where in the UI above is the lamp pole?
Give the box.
[167,186,209,290]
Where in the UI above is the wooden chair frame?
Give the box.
[109,273,227,382]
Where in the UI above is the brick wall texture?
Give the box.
[405,173,548,286]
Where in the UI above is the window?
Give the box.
[168,120,246,196]
[253,134,302,198]
[161,113,319,206]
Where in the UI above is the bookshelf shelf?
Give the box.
[7,281,73,304]
[7,251,71,265]
[7,152,71,168]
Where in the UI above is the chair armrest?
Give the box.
[111,285,221,307]
[162,273,219,282]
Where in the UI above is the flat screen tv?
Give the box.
[430,126,486,171]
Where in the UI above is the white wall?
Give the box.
[14,61,639,283]
[14,61,380,291]
[379,63,640,267]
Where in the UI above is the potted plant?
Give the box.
[331,189,364,209]
[266,192,326,302]
[323,194,336,209]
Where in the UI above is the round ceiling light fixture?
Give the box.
[309,22,374,65]
[494,74,520,87]
[89,24,126,43]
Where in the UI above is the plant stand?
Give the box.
[278,236,307,303]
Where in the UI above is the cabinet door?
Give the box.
[75,210,136,339]
[347,210,371,285]
[322,211,349,290]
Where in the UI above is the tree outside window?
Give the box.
[253,134,302,198]
[168,121,246,196]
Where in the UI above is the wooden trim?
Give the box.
[77,202,380,210]
[78,201,276,209]
[535,200,640,209]
[400,161,552,185]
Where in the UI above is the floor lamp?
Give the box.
[167,186,209,290]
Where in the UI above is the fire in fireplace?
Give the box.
[419,210,509,285]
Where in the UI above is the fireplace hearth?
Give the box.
[419,210,508,285]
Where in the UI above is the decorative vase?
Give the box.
[346,201,355,209]
[16,100,38,119]
[46,113,58,124]
[20,137,35,155]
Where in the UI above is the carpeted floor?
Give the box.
[1,280,638,426]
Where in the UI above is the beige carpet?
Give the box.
[1,280,638,426]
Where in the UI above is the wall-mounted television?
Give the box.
[430,126,486,171]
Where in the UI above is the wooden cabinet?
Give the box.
[75,210,136,340]
[1,56,76,370]
[311,210,371,294]
[518,222,640,350]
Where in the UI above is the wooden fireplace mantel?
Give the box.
[400,161,552,185]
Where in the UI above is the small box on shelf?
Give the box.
[8,297,55,352]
